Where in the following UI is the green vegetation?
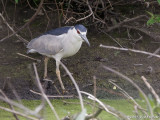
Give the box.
[0,99,146,120]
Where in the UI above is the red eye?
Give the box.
[77,30,80,34]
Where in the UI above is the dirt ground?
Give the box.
[0,5,160,99]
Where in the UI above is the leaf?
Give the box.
[146,11,154,17]
[75,109,86,120]
[15,0,18,4]
[157,0,160,5]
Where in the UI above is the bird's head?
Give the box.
[74,24,90,47]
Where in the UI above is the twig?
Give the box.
[7,81,22,104]
[106,15,147,32]
[54,0,61,27]
[60,62,84,110]
[0,106,38,120]
[0,0,44,42]
[122,25,160,41]
[85,108,103,120]
[0,96,41,118]
[33,63,60,120]
[0,13,28,44]
[147,47,160,58]
[109,80,147,115]
[17,53,41,63]
[99,30,123,47]
[141,76,160,105]
[80,91,118,117]
[30,89,73,98]
[100,44,160,58]
[102,66,153,119]
[0,90,19,120]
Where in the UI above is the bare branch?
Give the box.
[100,44,160,58]
[60,62,84,111]
[141,76,160,105]
[109,81,147,115]
[0,13,28,44]
[0,0,44,42]
[80,91,119,118]
[106,15,147,32]
[102,66,153,119]
[33,63,60,120]
[0,106,38,120]
[30,89,73,98]
[0,90,19,120]
[17,53,41,63]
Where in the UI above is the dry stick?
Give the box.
[109,81,147,115]
[0,90,19,120]
[141,76,160,105]
[30,89,73,98]
[0,13,28,44]
[60,62,84,110]
[0,0,44,42]
[1,0,9,19]
[122,25,160,41]
[65,0,72,19]
[7,81,23,105]
[54,0,61,27]
[85,108,103,120]
[99,30,123,48]
[76,0,93,22]
[17,53,41,63]
[100,44,160,59]
[102,66,153,119]
[0,106,38,120]
[33,63,60,120]
[0,96,41,118]
[106,15,147,32]
[80,91,123,119]
[147,47,160,58]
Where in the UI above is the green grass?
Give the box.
[0,99,147,120]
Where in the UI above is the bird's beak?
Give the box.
[80,34,90,47]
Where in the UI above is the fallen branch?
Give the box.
[106,15,147,32]
[122,25,160,41]
[80,91,130,120]
[100,44,160,58]
[30,89,73,98]
[33,63,60,120]
[0,90,19,120]
[85,108,103,120]
[102,66,153,119]
[147,47,160,58]
[109,80,147,115]
[141,76,160,105]
[17,53,41,63]
[60,62,84,111]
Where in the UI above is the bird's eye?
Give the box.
[77,30,80,34]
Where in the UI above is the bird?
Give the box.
[27,24,90,92]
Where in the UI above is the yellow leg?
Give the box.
[44,57,49,79]
[56,61,65,91]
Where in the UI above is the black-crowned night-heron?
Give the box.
[27,24,90,92]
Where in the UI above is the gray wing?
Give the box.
[27,35,64,55]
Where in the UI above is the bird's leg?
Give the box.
[44,57,49,79]
[56,61,65,92]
